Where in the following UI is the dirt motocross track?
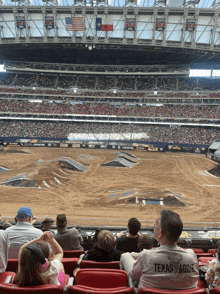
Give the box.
[0,147,219,226]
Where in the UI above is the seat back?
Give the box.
[0,272,16,284]
[191,249,204,253]
[198,256,216,264]
[0,283,63,294]
[6,259,18,273]
[208,249,216,257]
[63,250,85,258]
[68,285,135,294]
[210,287,220,293]
[139,288,207,293]
[75,268,128,288]
[79,260,120,269]
[61,258,79,276]
[68,285,136,294]
[196,253,214,259]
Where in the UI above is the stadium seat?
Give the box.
[74,268,128,288]
[138,288,207,293]
[198,256,216,265]
[79,260,120,269]
[0,272,16,283]
[61,257,79,276]
[191,249,204,253]
[195,253,214,259]
[63,250,85,258]
[210,287,220,293]
[68,268,135,294]
[0,284,64,294]
[6,259,18,273]
[208,249,216,257]
[68,285,136,294]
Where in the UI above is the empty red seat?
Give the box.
[61,258,79,276]
[68,285,136,294]
[199,256,216,266]
[79,260,120,269]
[210,287,220,293]
[74,268,128,288]
[208,249,216,257]
[68,268,135,294]
[191,249,204,253]
[0,272,16,283]
[6,259,18,273]
[196,253,214,259]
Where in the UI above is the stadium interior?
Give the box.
[0,0,220,292]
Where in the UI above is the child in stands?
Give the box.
[205,240,220,289]
[15,231,65,287]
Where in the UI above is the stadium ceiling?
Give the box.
[0,43,219,65]
[0,0,218,8]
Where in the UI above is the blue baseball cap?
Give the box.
[16,206,33,219]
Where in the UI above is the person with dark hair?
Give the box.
[205,240,220,289]
[54,214,83,251]
[120,210,199,290]
[81,230,121,262]
[15,231,65,287]
[116,217,141,253]
[5,206,43,259]
[41,216,55,234]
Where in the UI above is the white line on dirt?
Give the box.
[42,181,50,188]
[53,172,66,179]
[202,185,220,187]
[54,177,61,184]
[59,169,70,175]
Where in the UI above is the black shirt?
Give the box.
[82,244,121,262]
[115,235,140,253]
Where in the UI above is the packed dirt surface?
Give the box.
[0,147,219,227]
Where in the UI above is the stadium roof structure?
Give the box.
[0,1,220,65]
[0,0,217,8]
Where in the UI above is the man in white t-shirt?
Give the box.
[120,210,199,290]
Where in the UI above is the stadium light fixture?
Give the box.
[212,70,220,78]
[189,69,211,77]
[154,89,158,95]
[0,65,6,72]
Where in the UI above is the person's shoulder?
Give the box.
[0,229,8,240]
[117,235,128,242]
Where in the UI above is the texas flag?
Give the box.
[96,17,113,31]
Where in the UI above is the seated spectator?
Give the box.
[121,210,199,290]
[0,230,9,273]
[15,231,65,287]
[41,216,55,234]
[54,214,83,251]
[81,230,121,262]
[130,234,153,260]
[205,240,220,289]
[116,217,141,253]
[5,206,43,259]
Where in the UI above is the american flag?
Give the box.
[65,17,84,31]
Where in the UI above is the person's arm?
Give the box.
[46,233,63,263]
[31,216,37,225]
[130,251,144,281]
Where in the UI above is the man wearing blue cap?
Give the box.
[5,206,42,259]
